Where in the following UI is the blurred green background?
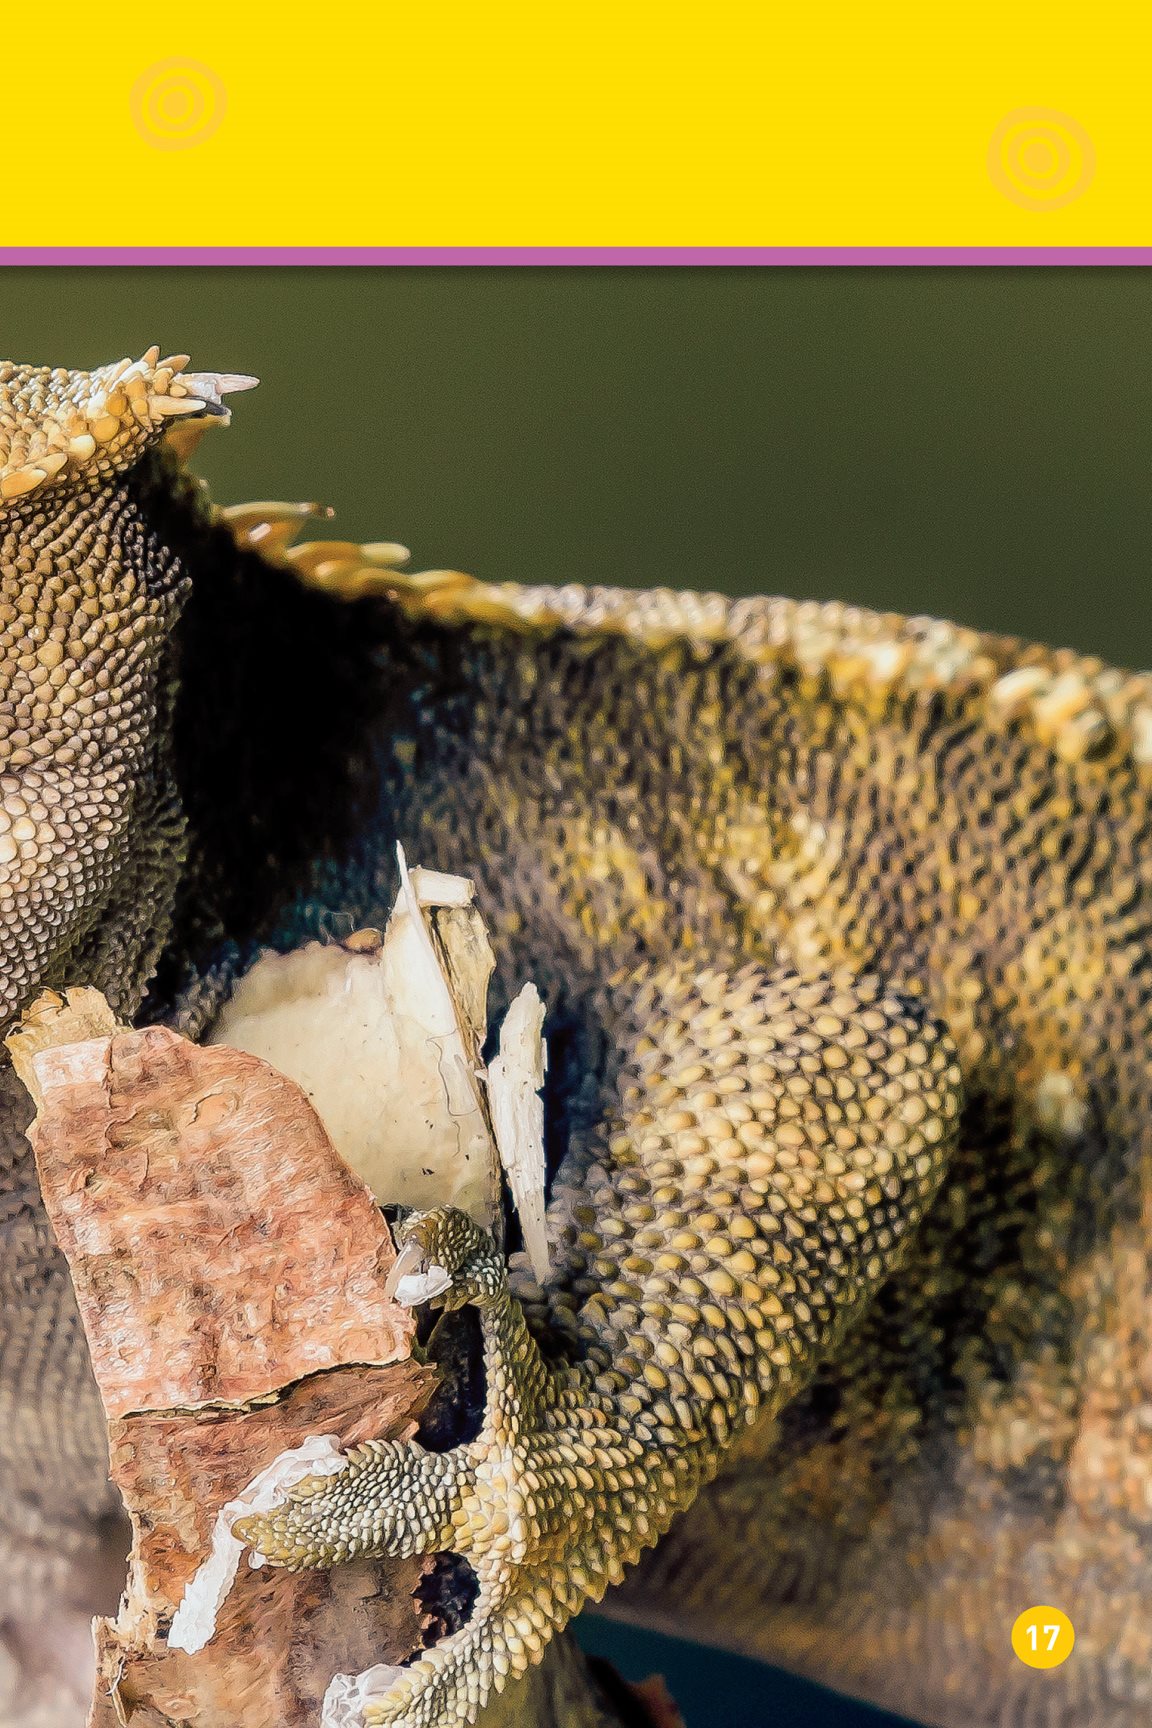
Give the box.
[2,267,1148,1726]
[2,268,1150,665]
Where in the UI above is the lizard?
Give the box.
[1,347,1150,1728]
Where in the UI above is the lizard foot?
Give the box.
[235,1209,611,1728]
[234,968,960,1728]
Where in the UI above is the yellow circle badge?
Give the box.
[1011,1606,1075,1669]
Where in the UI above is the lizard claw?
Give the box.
[383,1209,507,1312]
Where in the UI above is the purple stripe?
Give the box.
[1,247,1151,267]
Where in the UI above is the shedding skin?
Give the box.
[2,352,1152,1728]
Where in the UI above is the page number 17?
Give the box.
[1011,1606,1075,1669]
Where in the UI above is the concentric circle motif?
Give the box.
[988,109,1093,211]
[131,59,227,151]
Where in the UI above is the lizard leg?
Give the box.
[238,963,962,1728]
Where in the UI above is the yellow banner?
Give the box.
[4,2,1145,247]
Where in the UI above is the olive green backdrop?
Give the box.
[2,268,1150,665]
[2,267,1148,1726]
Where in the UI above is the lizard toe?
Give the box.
[385,1208,507,1313]
[234,1437,469,1570]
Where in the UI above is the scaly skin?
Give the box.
[237,973,958,1724]
[2,351,1152,1728]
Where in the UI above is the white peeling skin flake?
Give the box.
[405,866,474,907]
[488,982,550,1281]
[383,1239,455,1306]
[322,1663,406,1728]
[207,849,500,1228]
[167,1435,348,1654]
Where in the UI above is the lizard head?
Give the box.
[0,349,257,1030]
[0,348,257,507]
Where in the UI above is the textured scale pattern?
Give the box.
[1,352,1151,1728]
[239,972,959,1724]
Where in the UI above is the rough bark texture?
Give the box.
[7,990,668,1728]
[9,990,435,1728]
